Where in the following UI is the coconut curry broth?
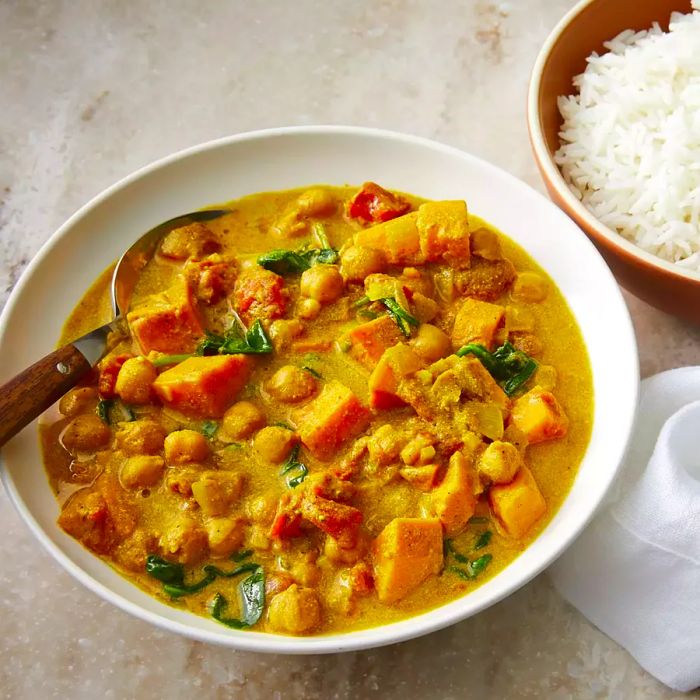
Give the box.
[41,183,592,635]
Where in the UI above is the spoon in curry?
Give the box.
[0,208,230,448]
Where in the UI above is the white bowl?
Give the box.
[0,126,639,653]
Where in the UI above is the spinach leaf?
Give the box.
[352,295,371,309]
[448,554,493,581]
[210,565,265,629]
[96,399,135,425]
[381,298,419,338]
[444,539,469,564]
[160,562,260,599]
[196,319,273,356]
[201,421,218,439]
[280,444,308,488]
[474,531,492,551]
[456,341,537,397]
[145,555,185,586]
[257,224,338,275]
[257,249,313,275]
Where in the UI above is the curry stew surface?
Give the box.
[41,183,592,636]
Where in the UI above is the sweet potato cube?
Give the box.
[489,466,546,539]
[510,386,568,444]
[294,380,370,460]
[416,201,470,267]
[349,315,404,368]
[369,344,423,409]
[153,355,252,418]
[127,277,204,354]
[451,298,505,350]
[428,451,476,535]
[353,212,422,265]
[372,517,443,603]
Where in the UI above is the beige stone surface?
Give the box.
[1,0,699,697]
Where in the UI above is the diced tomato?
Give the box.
[348,316,403,369]
[301,493,362,548]
[347,182,411,224]
[233,268,288,323]
[97,353,134,399]
[269,511,304,539]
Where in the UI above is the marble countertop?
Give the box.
[2,1,700,698]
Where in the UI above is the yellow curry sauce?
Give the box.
[40,183,592,635]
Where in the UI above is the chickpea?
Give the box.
[411,324,451,362]
[324,534,366,565]
[269,319,304,350]
[300,265,344,304]
[296,188,336,217]
[61,414,111,453]
[267,585,321,634]
[115,357,157,405]
[253,426,299,463]
[221,401,266,440]
[471,228,502,260]
[164,429,210,465]
[160,517,208,565]
[115,420,166,455]
[266,365,317,403]
[205,517,245,558]
[120,455,165,490]
[340,246,386,282]
[512,272,548,303]
[59,387,98,418]
[477,441,522,484]
[296,297,321,320]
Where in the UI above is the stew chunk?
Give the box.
[489,466,546,539]
[510,386,568,444]
[372,517,443,603]
[153,355,252,418]
[294,381,370,460]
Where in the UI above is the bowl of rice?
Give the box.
[528,0,700,322]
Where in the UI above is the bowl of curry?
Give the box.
[0,126,638,652]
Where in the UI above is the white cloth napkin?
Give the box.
[551,367,700,692]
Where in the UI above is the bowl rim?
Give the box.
[0,124,640,653]
[527,0,700,286]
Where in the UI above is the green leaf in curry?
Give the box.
[302,365,322,379]
[280,444,308,488]
[257,223,338,275]
[456,341,537,397]
[96,398,136,425]
[381,297,419,338]
[145,554,262,599]
[230,549,253,562]
[200,420,218,440]
[196,319,273,356]
[473,530,493,551]
[210,564,265,629]
[151,353,194,367]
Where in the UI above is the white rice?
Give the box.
[554,1,700,270]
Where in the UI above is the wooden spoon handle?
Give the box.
[0,344,92,448]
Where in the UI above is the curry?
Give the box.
[40,183,593,635]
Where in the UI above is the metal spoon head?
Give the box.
[110,208,231,317]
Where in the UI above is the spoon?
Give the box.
[0,208,230,448]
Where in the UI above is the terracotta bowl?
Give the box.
[528,0,700,323]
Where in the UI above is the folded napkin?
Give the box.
[551,367,700,692]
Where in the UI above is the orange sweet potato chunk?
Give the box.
[294,380,370,461]
[489,466,546,539]
[416,201,470,268]
[153,355,252,418]
[368,344,423,409]
[353,212,422,265]
[510,386,569,444]
[372,517,443,603]
[349,315,404,369]
[451,298,505,350]
[127,277,204,354]
[428,451,477,536]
